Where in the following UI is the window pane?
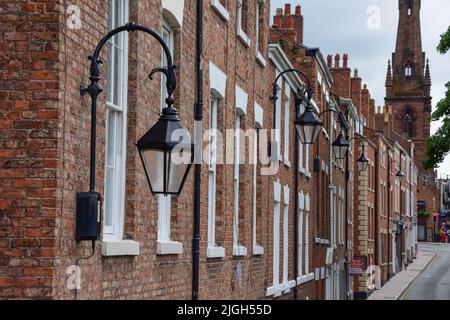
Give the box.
[105,166,115,227]
[106,110,116,167]
[113,44,121,106]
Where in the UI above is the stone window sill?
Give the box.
[207,246,225,259]
[237,29,251,47]
[157,240,183,255]
[101,239,140,257]
[233,245,247,257]
[211,0,229,21]
[253,245,264,256]
[256,51,267,68]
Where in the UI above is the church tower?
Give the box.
[385,0,432,172]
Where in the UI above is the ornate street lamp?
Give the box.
[77,23,192,241]
[396,170,405,183]
[332,131,350,160]
[296,103,323,145]
[357,146,370,172]
[136,105,193,196]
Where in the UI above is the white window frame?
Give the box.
[255,0,266,67]
[267,181,281,297]
[283,84,291,167]
[305,194,310,275]
[156,18,182,255]
[207,96,225,258]
[274,70,282,162]
[236,0,251,47]
[103,0,129,241]
[298,192,304,277]
[282,185,290,292]
[207,63,227,259]
[253,102,264,256]
[233,111,247,256]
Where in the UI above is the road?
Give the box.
[405,243,450,300]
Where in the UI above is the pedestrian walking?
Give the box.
[440,230,447,243]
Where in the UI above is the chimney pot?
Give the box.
[354,68,359,78]
[343,54,348,68]
[295,5,302,15]
[276,8,283,16]
[334,54,341,68]
[285,4,291,15]
[327,55,333,68]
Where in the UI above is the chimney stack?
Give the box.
[272,3,304,44]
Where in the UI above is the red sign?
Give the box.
[350,260,364,276]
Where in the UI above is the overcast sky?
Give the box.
[270,0,450,178]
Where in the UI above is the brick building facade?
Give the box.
[0,0,435,300]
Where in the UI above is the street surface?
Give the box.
[405,243,450,300]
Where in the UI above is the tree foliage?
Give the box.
[424,27,450,169]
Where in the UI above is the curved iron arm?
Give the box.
[82,22,177,103]
[272,68,313,102]
[80,23,177,192]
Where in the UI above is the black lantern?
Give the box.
[137,106,193,196]
[297,104,323,145]
[357,148,370,172]
[332,131,350,160]
[396,170,405,183]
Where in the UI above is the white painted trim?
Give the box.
[103,0,129,241]
[207,246,225,258]
[256,51,266,68]
[162,0,185,27]
[296,273,315,285]
[157,240,183,255]
[266,286,282,297]
[254,102,264,127]
[268,44,305,94]
[233,245,248,257]
[237,29,251,48]
[235,85,248,115]
[211,0,229,21]
[283,84,291,167]
[101,240,140,257]
[209,62,227,99]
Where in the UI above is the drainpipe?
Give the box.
[192,0,203,301]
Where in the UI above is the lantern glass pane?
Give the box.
[168,145,192,194]
[141,149,165,193]
[298,124,314,144]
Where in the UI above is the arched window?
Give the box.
[405,64,412,77]
[403,113,413,138]
[104,0,129,241]
[408,0,412,15]
[157,14,183,255]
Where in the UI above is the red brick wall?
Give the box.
[0,0,61,299]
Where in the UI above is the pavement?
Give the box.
[404,243,450,300]
[368,244,437,300]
